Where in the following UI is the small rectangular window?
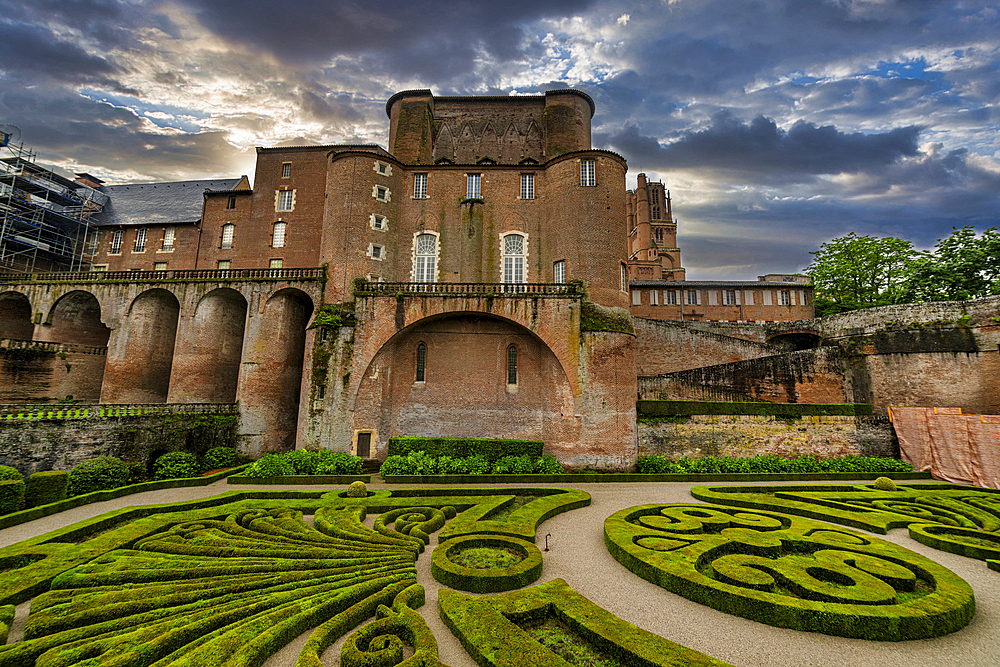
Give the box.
[277,189,294,211]
[281,162,291,178]
[373,185,390,202]
[620,264,627,291]
[686,290,698,306]
[226,196,236,209]
[666,290,677,305]
[134,228,147,253]
[413,173,428,199]
[374,160,392,176]
[581,159,596,186]
[162,227,175,251]
[272,221,286,248]
[217,260,231,270]
[368,244,384,260]
[110,229,123,254]
[631,290,641,306]
[269,258,283,269]
[92,264,107,272]
[371,214,387,231]
[416,343,426,382]
[780,290,791,306]
[317,385,326,399]
[507,346,517,385]
[520,173,535,199]
[553,260,566,284]
[221,224,234,249]
[154,262,168,271]
[650,290,659,306]
[724,290,736,305]
[466,173,481,199]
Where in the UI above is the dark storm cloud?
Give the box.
[605,112,921,180]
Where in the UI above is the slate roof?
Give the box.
[92,178,243,227]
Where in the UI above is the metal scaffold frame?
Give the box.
[0,139,108,275]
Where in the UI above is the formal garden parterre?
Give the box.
[0,473,997,666]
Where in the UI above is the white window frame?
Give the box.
[154,262,168,271]
[581,159,596,186]
[92,264,108,272]
[272,221,287,248]
[281,162,291,178]
[500,231,527,286]
[413,173,428,199]
[110,229,123,255]
[724,289,736,306]
[367,273,383,283]
[368,243,385,261]
[620,263,628,292]
[466,173,481,199]
[763,290,773,306]
[373,160,392,176]
[553,259,566,284]
[666,290,677,305]
[221,224,235,250]
[217,260,231,270]
[133,228,147,253]
[651,289,659,306]
[276,189,294,212]
[373,185,391,202]
[269,258,283,269]
[631,290,641,306]
[520,173,535,199]
[411,231,440,283]
[685,290,699,306]
[780,290,791,306]
[370,214,388,232]
[161,226,175,252]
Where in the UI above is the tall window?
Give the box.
[162,227,175,251]
[134,229,147,252]
[507,345,517,385]
[520,173,535,199]
[780,290,791,305]
[502,234,525,285]
[620,263,627,291]
[110,230,123,254]
[277,189,294,211]
[272,221,286,248]
[686,290,698,306]
[281,162,291,178]
[553,260,566,284]
[724,290,736,305]
[416,343,426,382]
[221,224,234,249]
[413,173,428,199]
[414,233,437,283]
[666,290,677,305]
[86,230,99,256]
[466,173,481,199]
[650,188,660,219]
[581,159,595,186]
[226,196,236,209]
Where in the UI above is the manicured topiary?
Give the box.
[244,453,296,478]
[152,451,200,480]
[0,603,13,645]
[491,455,534,475]
[315,451,363,475]
[440,579,733,667]
[66,456,129,496]
[873,476,897,491]
[604,503,975,640]
[432,535,542,593]
[345,481,367,498]
[23,471,69,509]
[534,454,564,474]
[125,461,147,485]
[0,466,21,482]
[203,446,240,470]
[0,479,25,515]
[637,454,911,475]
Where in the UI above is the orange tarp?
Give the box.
[889,406,1000,489]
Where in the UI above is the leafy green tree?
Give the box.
[805,233,917,315]
[901,226,1000,302]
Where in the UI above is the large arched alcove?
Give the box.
[167,288,247,403]
[353,312,578,458]
[0,291,34,340]
[238,288,313,453]
[101,289,181,403]
[38,290,110,347]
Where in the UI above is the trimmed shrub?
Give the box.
[315,451,363,475]
[24,471,69,509]
[638,400,873,418]
[637,454,911,475]
[203,446,240,470]
[153,451,200,480]
[0,479,25,515]
[432,535,543,593]
[0,603,13,645]
[243,453,296,478]
[873,476,897,491]
[387,437,543,462]
[491,455,534,475]
[533,455,564,474]
[282,449,320,475]
[0,465,22,482]
[345,481,367,498]
[126,461,147,485]
[67,457,129,496]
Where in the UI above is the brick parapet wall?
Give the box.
[634,317,779,376]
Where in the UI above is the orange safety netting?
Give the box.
[889,406,1000,489]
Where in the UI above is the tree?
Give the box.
[901,226,1000,303]
[805,233,918,316]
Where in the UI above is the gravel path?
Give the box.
[3,478,998,667]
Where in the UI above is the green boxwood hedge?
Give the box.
[0,479,25,516]
[386,436,543,461]
[153,451,200,480]
[0,466,21,482]
[242,449,363,478]
[638,400,873,418]
[380,451,562,477]
[66,456,129,497]
[203,446,240,470]
[432,535,543,593]
[439,578,733,666]
[637,454,912,475]
[23,471,69,509]
[0,604,13,645]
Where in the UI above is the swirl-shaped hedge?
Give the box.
[432,535,542,593]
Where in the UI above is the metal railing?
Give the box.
[1,266,326,284]
[357,281,581,296]
[0,402,238,421]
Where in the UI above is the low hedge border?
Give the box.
[336,584,446,667]
[638,400,873,418]
[604,503,975,641]
[432,534,543,593]
[387,436,543,461]
[439,578,733,666]
[227,474,371,485]
[0,604,12,645]
[988,559,999,574]
[0,479,25,515]
[382,471,931,484]
[907,523,1000,561]
[0,465,249,530]
[23,471,69,509]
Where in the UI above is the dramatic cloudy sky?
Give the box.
[2,0,998,278]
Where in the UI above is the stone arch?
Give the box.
[0,291,34,340]
[456,124,477,163]
[238,288,314,453]
[523,120,542,161]
[352,312,577,458]
[101,289,180,403]
[479,122,499,163]
[500,123,522,163]
[39,290,110,347]
[766,330,824,351]
[432,122,456,164]
[167,288,248,403]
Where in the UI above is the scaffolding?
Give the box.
[0,140,108,274]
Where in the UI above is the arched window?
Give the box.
[414,234,437,283]
[502,233,525,287]
[416,343,426,382]
[507,345,517,385]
